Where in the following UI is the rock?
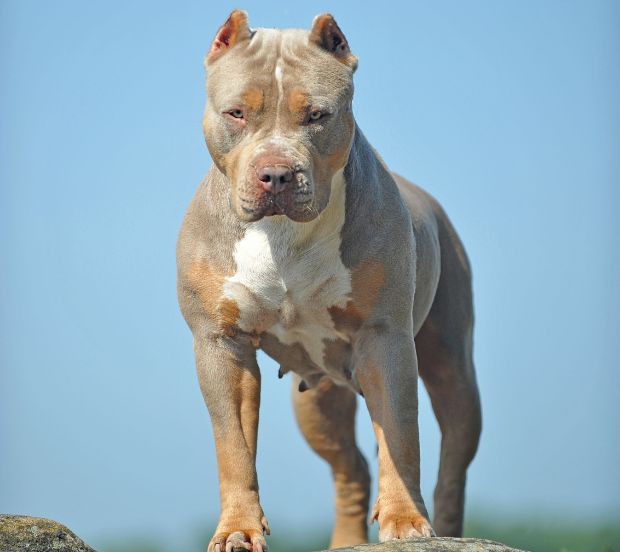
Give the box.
[318,538,528,552]
[0,515,528,552]
[0,515,97,552]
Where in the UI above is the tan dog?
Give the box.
[177,11,481,552]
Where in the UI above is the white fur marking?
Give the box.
[223,170,351,370]
[274,60,284,128]
[274,64,283,85]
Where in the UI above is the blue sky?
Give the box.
[1,0,619,549]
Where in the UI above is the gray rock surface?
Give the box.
[319,538,528,552]
[0,515,97,552]
[0,515,528,552]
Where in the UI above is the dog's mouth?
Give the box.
[263,195,286,217]
[240,201,316,222]
[238,189,318,223]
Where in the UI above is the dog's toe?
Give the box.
[209,530,268,552]
[378,512,435,541]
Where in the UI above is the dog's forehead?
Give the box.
[206,27,353,104]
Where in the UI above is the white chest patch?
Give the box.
[223,170,351,370]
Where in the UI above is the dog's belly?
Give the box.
[260,306,356,389]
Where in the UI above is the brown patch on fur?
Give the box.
[325,115,355,175]
[243,88,264,111]
[260,333,324,385]
[327,143,351,174]
[202,114,209,140]
[351,259,385,316]
[199,345,268,551]
[356,346,434,538]
[187,259,239,335]
[219,298,241,337]
[207,10,251,63]
[292,377,370,547]
[330,259,385,332]
[288,88,309,115]
[322,337,353,382]
[219,147,243,197]
[329,302,364,334]
[204,132,243,191]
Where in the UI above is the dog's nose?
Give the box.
[256,164,293,194]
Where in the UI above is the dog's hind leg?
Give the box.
[415,215,482,537]
[292,375,370,548]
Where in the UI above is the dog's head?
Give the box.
[203,11,357,223]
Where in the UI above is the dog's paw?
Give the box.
[208,516,270,552]
[371,501,435,541]
[209,530,268,552]
[377,513,435,540]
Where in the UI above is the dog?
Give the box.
[177,11,482,552]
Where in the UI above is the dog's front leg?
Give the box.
[355,329,435,541]
[194,334,269,552]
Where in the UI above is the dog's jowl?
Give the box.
[177,10,482,552]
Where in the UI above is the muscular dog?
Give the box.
[177,11,482,552]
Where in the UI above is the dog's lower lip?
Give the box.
[265,203,284,216]
[241,206,257,215]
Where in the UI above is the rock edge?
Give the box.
[0,515,97,552]
[318,537,528,551]
[0,514,529,552]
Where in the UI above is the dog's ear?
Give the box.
[207,10,252,64]
[309,14,358,71]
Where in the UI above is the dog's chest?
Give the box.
[224,224,351,370]
[223,178,352,372]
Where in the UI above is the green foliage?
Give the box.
[465,516,620,552]
[99,516,620,552]
[101,539,166,552]
[190,525,330,552]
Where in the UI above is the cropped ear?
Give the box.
[207,10,251,64]
[309,14,358,70]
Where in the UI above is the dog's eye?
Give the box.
[309,110,323,122]
[227,109,244,119]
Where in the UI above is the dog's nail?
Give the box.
[261,516,271,535]
[277,367,284,379]
[370,507,379,524]
[358,389,364,397]
[343,367,352,380]
[298,380,308,392]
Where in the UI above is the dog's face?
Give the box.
[203,11,357,223]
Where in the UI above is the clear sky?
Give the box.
[1,0,619,549]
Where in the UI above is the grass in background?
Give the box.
[98,526,330,552]
[465,515,620,552]
[99,516,620,552]
[100,538,167,552]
